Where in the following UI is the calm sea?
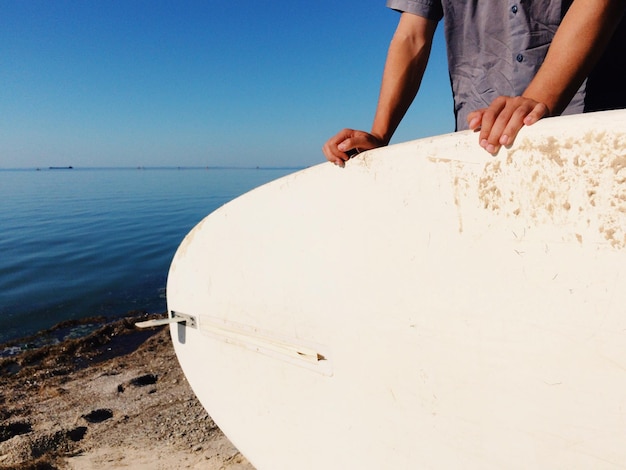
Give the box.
[0,167,299,344]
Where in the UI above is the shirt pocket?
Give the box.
[525,1,564,47]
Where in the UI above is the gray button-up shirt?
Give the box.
[386,0,585,130]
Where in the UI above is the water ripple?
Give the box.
[0,167,296,343]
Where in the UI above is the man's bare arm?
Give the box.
[468,0,626,154]
[323,13,437,166]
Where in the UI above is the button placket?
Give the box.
[511,4,523,65]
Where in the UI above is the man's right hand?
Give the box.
[322,129,386,167]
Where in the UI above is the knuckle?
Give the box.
[493,96,508,106]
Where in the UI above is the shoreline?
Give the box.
[0,313,254,469]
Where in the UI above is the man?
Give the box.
[323,0,626,167]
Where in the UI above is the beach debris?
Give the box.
[130,373,158,387]
[82,409,113,424]
[0,421,32,443]
[67,426,87,442]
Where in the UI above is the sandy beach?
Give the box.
[0,313,254,470]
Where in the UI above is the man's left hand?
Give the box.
[467,95,550,154]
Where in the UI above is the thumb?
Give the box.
[337,138,352,152]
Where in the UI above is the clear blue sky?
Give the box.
[1,1,453,168]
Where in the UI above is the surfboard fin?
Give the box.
[135,312,196,329]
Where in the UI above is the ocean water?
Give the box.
[0,167,299,344]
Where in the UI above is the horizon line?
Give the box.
[0,165,311,172]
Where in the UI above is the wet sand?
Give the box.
[0,313,254,469]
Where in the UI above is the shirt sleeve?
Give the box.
[386,0,444,21]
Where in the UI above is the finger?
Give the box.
[322,129,386,167]
[497,106,530,147]
[322,143,345,166]
[338,138,362,161]
[322,140,347,167]
[498,101,548,148]
[523,102,549,126]
[337,138,353,153]
[467,109,485,131]
[478,97,508,153]
[339,133,380,154]
[322,129,354,166]
[487,103,524,152]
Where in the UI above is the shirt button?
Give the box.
[511,4,518,13]
[516,53,524,62]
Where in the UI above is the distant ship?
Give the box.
[49,166,74,170]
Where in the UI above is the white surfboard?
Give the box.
[165,110,626,469]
